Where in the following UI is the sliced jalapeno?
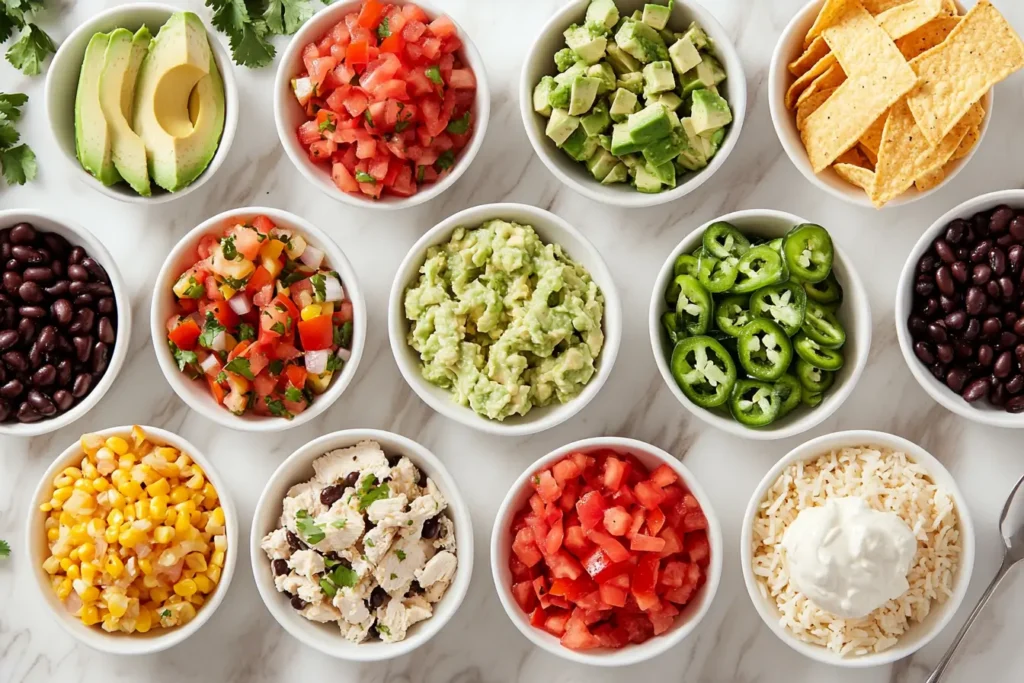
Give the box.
[804,272,843,305]
[703,221,751,260]
[737,319,793,381]
[731,245,786,294]
[671,336,737,408]
[661,311,685,345]
[714,294,754,337]
[697,254,739,293]
[672,274,712,336]
[773,373,803,418]
[765,237,784,253]
[795,357,834,393]
[801,387,823,407]
[729,379,781,426]
[783,223,833,283]
[794,332,844,371]
[749,282,807,337]
[801,300,846,348]
[674,253,700,279]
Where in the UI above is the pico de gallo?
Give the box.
[166,215,354,419]
[291,0,478,200]
[508,449,711,651]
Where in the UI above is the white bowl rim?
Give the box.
[0,209,132,437]
[43,2,239,205]
[767,0,991,209]
[519,0,748,208]
[149,206,367,432]
[248,428,474,662]
[273,0,491,211]
[648,208,872,440]
[387,202,622,436]
[738,429,976,668]
[489,435,724,667]
[895,188,1024,427]
[25,424,240,655]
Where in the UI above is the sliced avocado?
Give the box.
[133,12,224,192]
[586,147,619,181]
[605,42,641,74]
[548,81,571,110]
[642,60,675,94]
[601,162,629,184]
[580,103,611,136]
[669,36,702,75]
[564,24,607,64]
[545,108,580,146]
[642,4,672,31]
[568,76,601,116]
[627,103,671,144]
[586,62,616,94]
[75,33,122,186]
[648,160,676,187]
[610,122,643,155]
[609,88,638,122]
[99,27,152,195]
[554,60,587,85]
[642,130,685,167]
[616,72,644,94]
[586,0,620,29]
[690,88,732,134]
[533,76,557,116]
[562,127,599,162]
[633,163,662,193]
[649,91,683,111]
[614,19,669,64]
[683,22,710,51]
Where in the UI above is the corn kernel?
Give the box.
[134,499,151,521]
[149,496,168,521]
[103,525,119,544]
[117,480,144,500]
[69,548,80,562]
[105,553,125,578]
[170,487,190,505]
[78,543,96,562]
[77,583,100,603]
[153,526,174,544]
[106,592,129,618]
[73,478,95,494]
[87,518,105,537]
[214,535,227,553]
[185,553,208,572]
[82,462,99,479]
[40,502,53,512]
[148,478,170,497]
[66,563,81,580]
[164,508,178,526]
[46,527,60,542]
[52,487,73,504]
[56,577,73,600]
[117,454,136,469]
[178,602,197,623]
[206,565,222,585]
[193,574,214,594]
[107,509,124,527]
[70,523,89,544]
[101,614,119,632]
[80,604,101,626]
[150,587,170,603]
[42,556,62,574]
[59,557,73,571]
[81,563,99,585]
[188,594,205,607]
[135,609,152,633]
[211,550,225,569]
[138,558,153,576]
[301,303,323,321]
[81,433,105,456]
[92,477,110,493]
[105,436,129,455]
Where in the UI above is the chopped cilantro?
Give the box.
[436,150,455,170]
[327,563,357,588]
[271,321,286,335]
[446,112,471,135]
[169,341,198,372]
[285,386,305,403]
[339,321,353,348]
[318,118,336,133]
[357,474,390,511]
[390,573,397,580]
[182,276,204,299]
[215,371,227,384]
[376,16,391,40]
[425,65,443,86]
[220,235,238,260]
[364,108,374,128]
[532,476,540,485]
[224,357,254,380]
[268,359,284,376]
[378,625,391,635]
[417,165,426,183]
[310,273,327,302]
[396,549,406,561]
[319,577,338,598]
[265,396,294,419]
[222,275,249,290]
[326,353,344,373]
[295,509,325,545]
[331,519,347,529]
[160,609,171,618]
[406,520,413,526]
[238,323,256,341]
[365,538,375,548]
[198,312,226,349]
[355,171,375,184]
[0,539,9,557]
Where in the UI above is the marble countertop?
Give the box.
[2,0,1024,681]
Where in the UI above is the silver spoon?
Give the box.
[926,473,1024,683]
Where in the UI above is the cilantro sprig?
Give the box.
[356,474,390,511]
[198,312,226,349]
[1,3,56,76]
[205,0,331,69]
[295,509,324,545]
[0,539,10,558]
[0,93,37,186]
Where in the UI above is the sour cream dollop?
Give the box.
[781,496,917,618]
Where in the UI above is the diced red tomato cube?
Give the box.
[602,506,631,536]
[512,528,542,567]
[543,611,569,637]
[586,529,630,564]
[682,510,709,532]
[685,531,711,567]
[650,464,678,488]
[657,527,683,559]
[634,480,668,510]
[660,561,689,588]
[630,534,667,553]
[512,581,536,613]
[598,582,628,608]
[552,458,581,486]
[581,548,611,579]
[563,525,590,559]
[664,584,695,605]
[646,506,666,537]
[448,68,476,90]
[593,624,630,648]
[631,555,660,611]
[560,614,601,650]
[331,162,360,193]
[533,470,562,503]
[545,550,583,581]
[545,517,564,556]
[575,491,607,531]
[427,15,457,39]
[602,456,628,490]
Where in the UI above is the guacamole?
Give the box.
[404,220,605,421]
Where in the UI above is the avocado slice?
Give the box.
[616,72,644,94]
[602,162,629,184]
[609,88,638,122]
[614,19,669,64]
[633,163,662,193]
[75,33,122,186]
[562,127,598,162]
[683,23,710,51]
[587,62,616,94]
[605,43,641,75]
[648,160,676,188]
[99,27,152,196]
[133,12,225,193]
[610,122,643,155]
[586,147,619,181]
[564,24,607,65]
[580,103,611,136]
[649,91,683,111]
[568,76,601,116]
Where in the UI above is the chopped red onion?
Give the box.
[305,350,329,374]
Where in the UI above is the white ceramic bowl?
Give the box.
[26,425,239,655]
[151,207,366,432]
[274,0,490,210]
[896,189,1024,427]
[250,429,473,661]
[491,436,723,666]
[520,0,747,208]
[0,210,131,437]
[739,430,976,667]
[649,209,871,440]
[44,3,238,204]
[388,203,621,436]
[768,0,990,209]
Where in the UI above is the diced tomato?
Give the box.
[630,534,667,553]
[634,480,668,510]
[602,456,628,491]
[586,529,630,564]
[602,506,631,536]
[657,527,683,559]
[298,120,322,146]
[301,42,319,75]
[203,300,239,328]
[682,510,709,532]
[646,506,666,537]
[197,234,220,260]
[309,139,336,160]
[512,581,536,613]
[512,528,542,568]
[402,19,426,42]
[598,581,628,608]
[632,555,660,611]
[253,372,277,398]
[509,554,533,582]
[533,470,561,503]
[448,68,476,89]
[581,548,612,579]
[427,15,457,39]
[560,614,600,651]
[660,561,689,588]
[297,315,333,351]
[543,611,570,637]
[685,531,711,567]
[648,604,677,635]
[626,509,645,539]
[309,56,339,93]
[356,0,384,29]
[545,549,583,581]
[530,607,547,629]
[664,584,695,605]
[575,491,607,531]
[207,375,226,404]
[283,364,308,390]
[379,32,405,54]
[563,525,591,559]
[346,39,370,67]
[168,319,200,351]
[593,624,630,648]
[544,517,564,556]
[331,162,360,193]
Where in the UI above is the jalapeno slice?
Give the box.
[794,332,844,371]
[671,336,737,408]
[674,253,700,278]
[731,245,786,294]
[661,311,685,345]
[697,254,739,293]
[795,357,834,393]
[804,272,843,305]
[673,275,712,336]
[801,387,823,407]
[749,282,807,337]
[703,221,751,260]
[765,237,784,253]
[737,319,793,381]
[801,300,846,348]
[729,379,781,426]
[773,373,803,418]
[714,294,754,337]
[783,223,833,283]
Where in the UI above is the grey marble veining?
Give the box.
[2,1,1024,681]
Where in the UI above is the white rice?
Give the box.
[750,446,961,657]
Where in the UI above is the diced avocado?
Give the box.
[627,103,671,144]
[675,145,707,171]
[620,153,643,169]
[658,28,677,46]
[616,72,644,94]
[605,43,641,74]
[633,163,662,193]
[581,103,611,136]
[695,54,727,88]
[533,76,557,116]
[649,91,683,111]
[614,19,669,64]
[610,123,643,155]
[586,147,619,181]
[690,88,732,134]
[642,60,675,94]
[602,162,629,184]
[609,88,638,122]
[677,117,709,170]
[679,68,701,95]
[630,10,643,20]
[548,81,571,109]
[642,4,671,31]
[666,108,681,130]
[554,48,579,72]
[648,160,676,187]
[700,126,726,157]
[586,0,620,30]
[683,22,710,51]
[568,76,601,116]
[596,133,612,150]
[555,61,588,85]
[564,24,607,65]
[562,127,598,161]
[669,36,702,75]
[642,130,685,167]
[545,108,580,147]
[587,62,616,94]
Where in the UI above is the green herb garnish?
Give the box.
[357,474,390,511]
[238,323,256,341]
[446,112,470,135]
[182,276,204,299]
[198,312,226,349]
[310,273,327,302]
[224,357,254,380]
[285,386,305,403]
[220,235,238,260]
[265,396,293,419]
[295,509,324,545]
[395,549,406,561]
[376,16,391,40]
[425,65,442,86]
[169,341,198,372]
[268,359,284,376]
[355,171,375,184]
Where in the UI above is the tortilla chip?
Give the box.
[805,0,853,47]
[915,167,945,191]
[905,1,1024,146]
[821,2,916,79]
[940,0,958,16]
[862,0,911,13]
[870,99,982,206]
[859,113,888,157]
[797,87,838,129]
[876,0,944,40]
[786,53,838,110]
[789,36,831,76]
[836,146,870,167]
[859,142,878,165]
[796,63,847,107]
[896,16,960,60]
[834,162,876,190]
[950,124,980,161]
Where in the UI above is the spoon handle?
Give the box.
[925,559,1012,683]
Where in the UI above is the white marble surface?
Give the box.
[2,0,1024,681]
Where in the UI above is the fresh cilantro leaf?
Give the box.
[268,359,284,375]
[0,143,36,185]
[364,108,374,128]
[265,396,294,419]
[395,549,406,561]
[378,624,391,635]
[331,519,347,529]
[221,235,238,260]
[6,24,55,76]
[207,0,277,68]
[357,474,390,511]
[355,171,375,184]
[215,371,227,384]
[394,118,411,133]
[435,150,455,170]
[0,539,9,557]
[319,577,337,598]
[416,165,426,183]
[263,0,315,35]
[318,117,335,133]
[326,353,343,373]
[376,17,391,40]
[169,341,198,372]
[390,573,397,580]
[532,476,540,485]
[339,321,353,348]
[425,65,443,86]
[0,93,27,121]
[295,509,325,544]
[238,323,256,341]
[222,275,249,289]
[327,563,357,588]
[284,386,305,403]
[365,538,375,548]
[161,609,171,618]
[446,112,470,135]
[271,321,286,335]
[0,115,19,147]
[198,312,226,349]
[310,273,326,302]
[224,357,254,380]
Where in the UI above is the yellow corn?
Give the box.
[186,472,205,490]
[148,478,170,497]
[81,562,99,585]
[78,543,96,563]
[154,526,175,544]
[185,553,208,573]
[103,525,119,544]
[46,527,59,542]
[194,574,214,594]
[87,518,105,537]
[66,564,81,580]
[105,554,124,579]
[81,605,101,626]
[52,486,73,504]
[105,436,129,455]
[81,433,105,456]
[42,556,62,574]
[106,592,129,618]
[135,609,152,633]
[107,509,124,527]
[138,558,153,576]
[56,577,73,600]
[150,586,170,603]
[170,487,190,505]
[73,478,95,494]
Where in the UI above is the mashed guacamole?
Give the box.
[404,219,605,421]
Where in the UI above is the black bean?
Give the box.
[73,336,92,363]
[422,516,441,539]
[44,280,69,297]
[990,248,1007,275]
[52,389,72,411]
[964,318,981,341]
[990,206,1013,234]
[272,559,289,576]
[999,331,1019,350]
[963,377,991,402]
[1005,312,1019,330]
[36,325,56,351]
[0,330,18,350]
[922,297,939,316]
[1007,375,1024,395]
[951,261,968,284]
[68,281,86,296]
[927,322,947,343]
[69,309,94,335]
[2,351,27,372]
[947,367,969,393]
[937,344,954,364]
[51,260,64,279]
[343,471,360,488]
[909,315,928,339]
[91,341,109,375]
[915,276,936,297]
[16,402,40,422]
[991,381,1009,407]
[5,259,18,271]
[319,485,345,508]
[56,359,72,386]
[26,390,55,416]
[73,294,94,307]
[1011,245,1024,275]
[17,318,34,344]
[986,279,1002,299]
[1000,276,1015,300]
[940,294,961,314]
[32,364,56,386]
[50,299,72,326]
[369,587,387,609]
[934,239,955,263]
[0,379,23,398]
[971,240,992,263]
[81,258,109,284]
[42,233,70,257]
[18,306,45,319]
[67,264,88,282]
[946,219,968,244]
[97,317,115,344]
[935,266,955,295]
[918,254,937,273]
[71,373,91,398]
[972,263,992,285]
[1006,395,1024,413]
[10,223,35,245]
[930,363,947,380]
[87,283,112,297]
[98,297,114,314]
[290,596,306,610]
[17,281,42,303]
[22,267,52,283]
[944,311,966,330]
[68,246,86,264]
[11,246,36,263]
[2,271,21,295]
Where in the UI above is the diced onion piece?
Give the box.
[209,330,227,352]
[324,277,345,302]
[300,245,324,270]
[228,291,252,316]
[200,354,220,375]
[336,347,351,362]
[186,312,203,329]
[305,350,329,374]
[292,77,313,106]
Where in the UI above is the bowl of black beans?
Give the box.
[0,210,130,435]
[897,189,1024,427]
